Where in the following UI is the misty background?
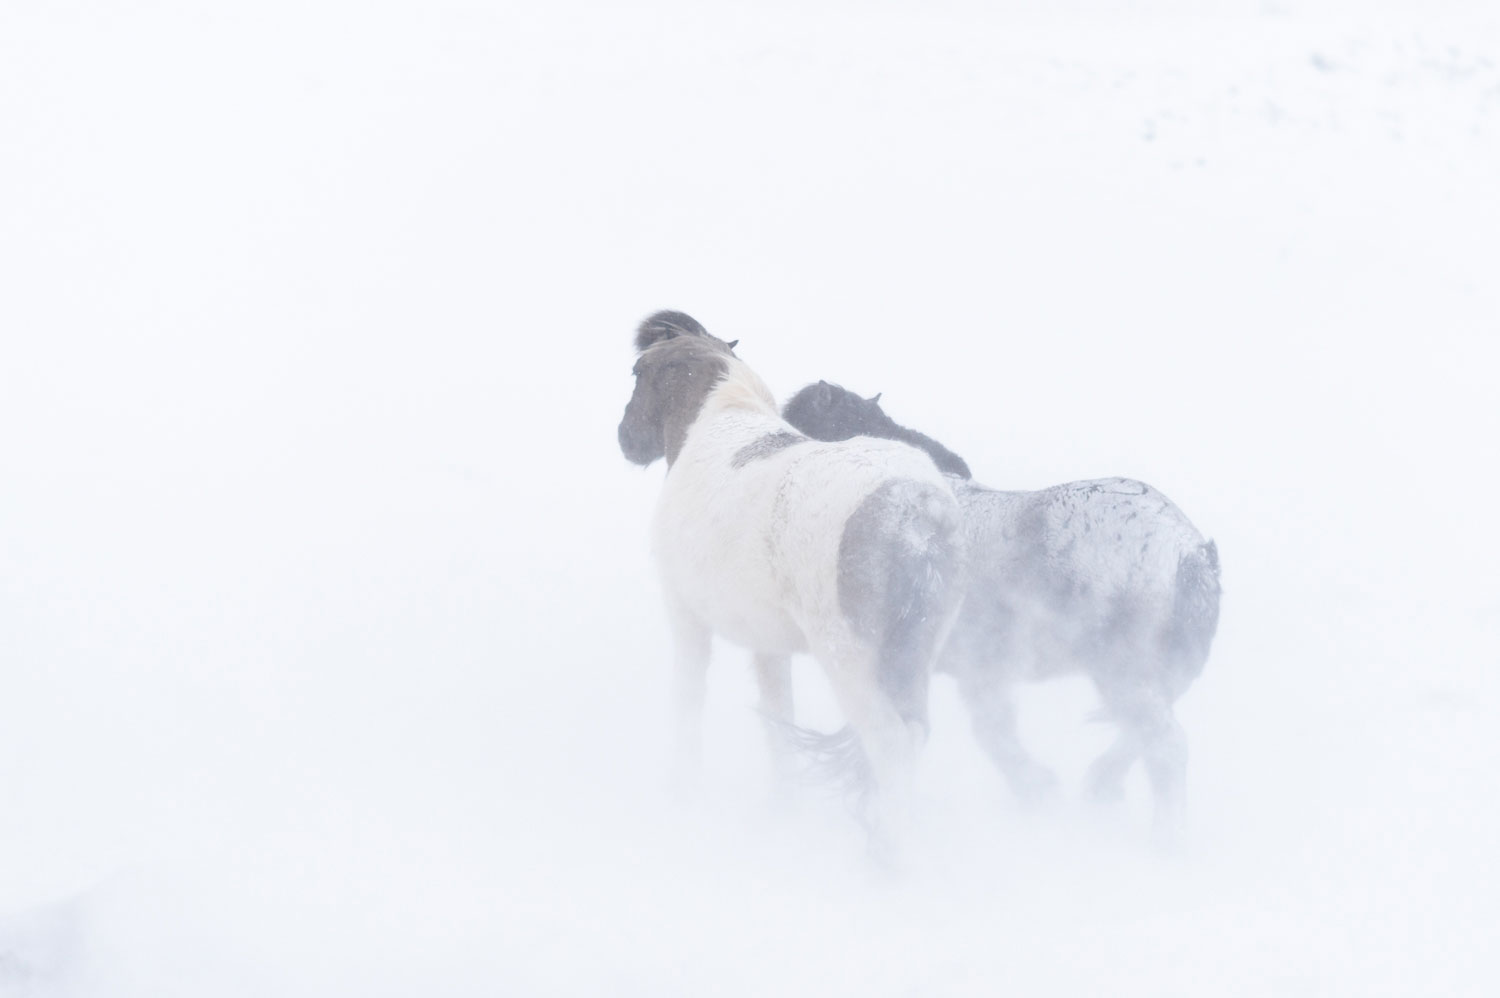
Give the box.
[2,1,1497,994]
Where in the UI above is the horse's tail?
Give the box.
[763,717,872,804]
[1166,539,1221,688]
[840,480,966,732]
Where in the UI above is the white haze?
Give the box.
[1,0,1497,994]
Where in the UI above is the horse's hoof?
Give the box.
[865,834,907,879]
[1012,766,1061,807]
[1084,770,1127,805]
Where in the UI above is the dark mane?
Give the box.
[783,381,972,479]
[635,310,711,352]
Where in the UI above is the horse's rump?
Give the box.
[838,478,965,728]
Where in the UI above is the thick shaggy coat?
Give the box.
[782,381,1220,833]
[619,315,965,852]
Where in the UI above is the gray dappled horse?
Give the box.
[618,315,965,856]
[783,381,1220,837]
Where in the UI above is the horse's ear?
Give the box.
[727,339,739,350]
[869,392,882,404]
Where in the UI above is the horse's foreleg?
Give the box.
[957,670,1058,804]
[753,652,796,796]
[666,604,712,796]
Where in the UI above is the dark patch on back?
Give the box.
[731,430,807,468]
[838,480,964,726]
[1003,496,1082,615]
[1007,500,1052,580]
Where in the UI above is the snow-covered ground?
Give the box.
[2,1,1497,994]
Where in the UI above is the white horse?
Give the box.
[618,313,965,853]
[783,381,1220,837]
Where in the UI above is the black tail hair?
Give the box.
[1168,539,1221,682]
[763,716,872,808]
[635,310,708,352]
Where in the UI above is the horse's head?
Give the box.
[784,381,972,479]
[782,381,897,442]
[618,310,739,467]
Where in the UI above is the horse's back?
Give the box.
[769,437,961,647]
[943,476,1216,683]
[957,477,1204,594]
[651,436,806,652]
[654,419,959,657]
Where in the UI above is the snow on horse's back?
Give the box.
[618,313,965,858]
[783,379,1220,843]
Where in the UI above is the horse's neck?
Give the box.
[707,362,778,415]
[698,368,781,435]
[698,406,787,449]
[664,371,782,467]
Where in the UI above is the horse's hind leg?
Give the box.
[1095,677,1187,842]
[1140,709,1187,844]
[822,659,924,865]
[852,698,923,867]
[753,652,796,796]
[956,670,1058,804]
[1085,729,1139,803]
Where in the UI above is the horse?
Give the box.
[783,380,1221,837]
[618,314,965,855]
